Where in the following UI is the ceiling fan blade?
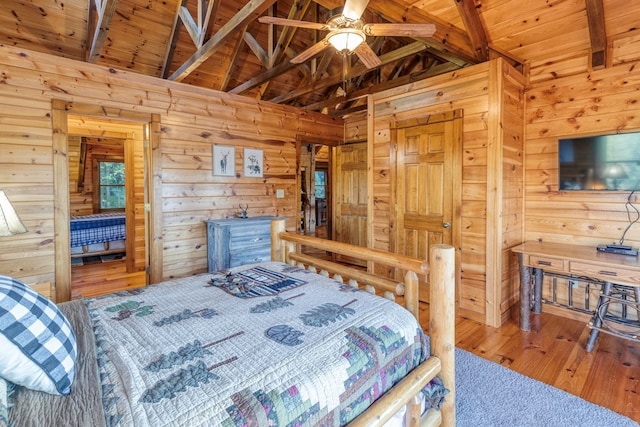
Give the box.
[258,16,328,31]
[353,43,381,68]
[291,40,330,64]
[342,0,370,20]
[364,23,436,37]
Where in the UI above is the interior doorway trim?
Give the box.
[51,100,161,301]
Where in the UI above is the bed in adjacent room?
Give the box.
[1,219,456,426]
[69,212,126,259]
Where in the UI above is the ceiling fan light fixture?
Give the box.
[327,28,365,53]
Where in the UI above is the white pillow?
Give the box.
[0,275,76,395]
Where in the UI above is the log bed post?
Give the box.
[430,244,456,426]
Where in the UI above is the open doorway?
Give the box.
[66,116,148,298]
[298,143,331,238]
[314,150,330,239]
[52,101,161,302]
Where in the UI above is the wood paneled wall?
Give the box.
[0,45,342,295]
[66,119,146,273]
[524,61,640,248]
[346,59,525,326]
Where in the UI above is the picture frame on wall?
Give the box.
[244,148,263,177]
[212,145,235,176]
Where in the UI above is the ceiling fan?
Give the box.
[258,0,436,69]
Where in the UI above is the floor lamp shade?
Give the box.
[0,190,28,236]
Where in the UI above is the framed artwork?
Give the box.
[212,145,235,176]
[244,148,263,177]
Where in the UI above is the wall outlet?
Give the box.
[276,189,285,199]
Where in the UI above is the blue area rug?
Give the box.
[456,348,638,426]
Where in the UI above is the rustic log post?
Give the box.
[430,244,456,427]
[404,270,419,321]
[518,253,532,331]
[271,218,286,262]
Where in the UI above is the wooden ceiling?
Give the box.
[1,0,638,116]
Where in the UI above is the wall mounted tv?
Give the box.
[559,132,640,191]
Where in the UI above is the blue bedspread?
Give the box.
[70,213,126,247]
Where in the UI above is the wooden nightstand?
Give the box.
[206,216,281,271]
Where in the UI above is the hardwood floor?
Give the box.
[71,257,145,298]
[443,308,640,423]
[70,226,640,423]
[309,225,639,421]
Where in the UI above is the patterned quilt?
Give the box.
[70,213,126,247]
[86,261,430,426]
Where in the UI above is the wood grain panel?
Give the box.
[361,59,524,325]
[0,44,341,292]
[524,59,640,312]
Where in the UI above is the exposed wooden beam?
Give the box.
[161,0,188,78]
[86,0,119,63]
[220,26,249,91]
[306,61,462,113]
[454,0,489,61]
[232,40,427,99]
[270,0,313,66]
[585,0,607,69]
[202,0,221,44]
[312,50,336,81]
[177,0,218,47]
[179,5,200,45]
[163,0,221,78]
[169,0,277,82]
[260,0,314,97]
[330,103,368,117]
[229,58,300,94]
[270,41,429,104]
[244,32,270,67]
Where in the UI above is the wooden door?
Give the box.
[392,111,462,302]
[333,142,367,265]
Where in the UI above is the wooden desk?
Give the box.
[512,241,640,334]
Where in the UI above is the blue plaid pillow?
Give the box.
[0,275,76,395]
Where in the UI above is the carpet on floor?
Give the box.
[455,348,638,426]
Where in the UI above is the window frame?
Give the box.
[93,157,126,212]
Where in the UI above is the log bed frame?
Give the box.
[270,219,456,426]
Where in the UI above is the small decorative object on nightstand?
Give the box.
[206,216,281,272]
[237,204,249,219]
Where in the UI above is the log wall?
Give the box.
[525,61,640,247]
[0,45,342,296]
[346,59,525,325]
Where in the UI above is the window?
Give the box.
[99,161,125,210]
[314,171,326,199]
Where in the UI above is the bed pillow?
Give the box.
[0,275,76,395]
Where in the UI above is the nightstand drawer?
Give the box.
[570,261,640,284]
[228,228,270,249]
[229,244,271,267]
[528,255,566,272]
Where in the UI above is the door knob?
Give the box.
[443,222,451,229]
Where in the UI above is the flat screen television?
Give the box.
[558,132,640,191]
